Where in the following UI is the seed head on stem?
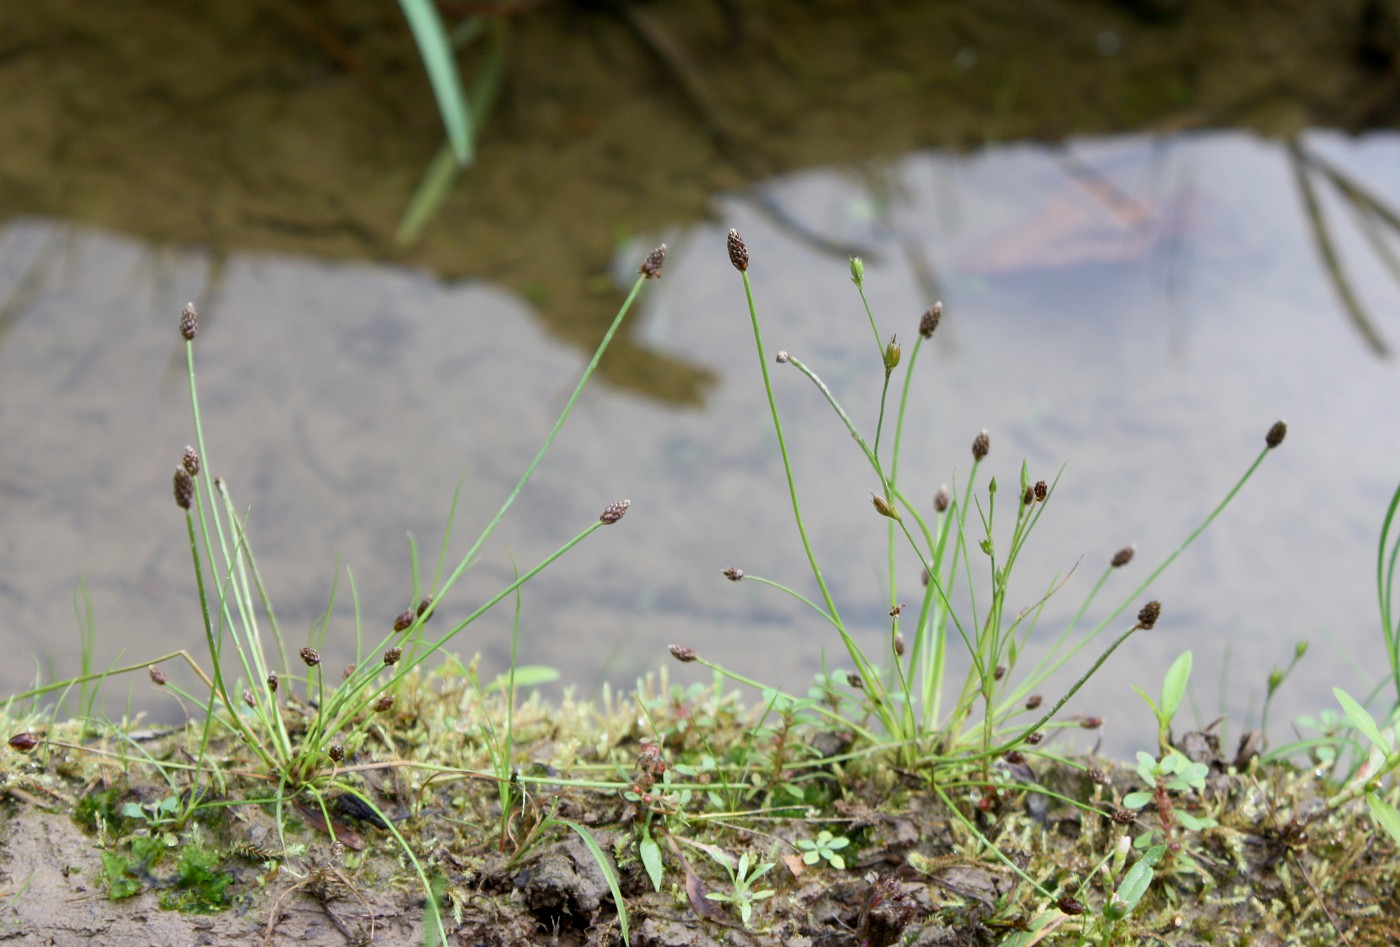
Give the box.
[918,302,943,339]
[727,229,749,272]
[178,302,198,341]
[173,468,194,510]
[1135,601,1162,630]
[972,429,990,462]
[639,244,666,279]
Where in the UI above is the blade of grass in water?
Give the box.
[397,0,474,166]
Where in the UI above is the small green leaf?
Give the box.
[1175,812,1216,831]
[1366,793,1400,846]
[1122,791,1153,809]
[1160,651,1192,721]
[1335,688,1392,753]
[639,835,663,892]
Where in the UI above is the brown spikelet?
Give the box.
[375,695,395,713]
[266,672,279,693]
[299,646,321,667]
[182,446,200,477]
[173,468,194,510]
[1265,420,1287,449]
[417,595,434,620]
[669,644,697,663]
[934,485,950,512]
[328,744,345,763]
[179,302,198,341]
[1111,545,1135,568]
[722,566,744,581]
[871,493,901,521]
[8,732,40,752]
[393,609,415,632]
[150,667,168,686]
[1034,480,1047,502]
[726,229,749,271]
[1136,601,1161,630]
[383,647,402,666]
[600,499,630,524]
[1081,716,1104,730]
[639,244,667,279]
[1025,694,1042,710]
[972,429,990,462]
[918,302,942,339]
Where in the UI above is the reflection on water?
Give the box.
[2,129,1398,756]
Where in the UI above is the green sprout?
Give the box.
[795,830,850,870]
[704,851,776,929]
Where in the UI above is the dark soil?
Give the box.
[1,687,1397,946]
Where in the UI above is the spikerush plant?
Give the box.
[680,228,1288,778]
[6,244,672,945]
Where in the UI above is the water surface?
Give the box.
[3,129,1398,757]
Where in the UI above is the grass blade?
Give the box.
[397,0,474,165]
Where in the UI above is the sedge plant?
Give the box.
[7,243,672,944]
[693,228,1288,779]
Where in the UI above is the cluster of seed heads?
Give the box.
[599,499,630,524]
[299,646,321,667]
[1022,479,1049,505]
[669,644,697,663]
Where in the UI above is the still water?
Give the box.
[2,129,1398,757]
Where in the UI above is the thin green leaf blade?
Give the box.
[549,818,630,946]
[397,0,474,165]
